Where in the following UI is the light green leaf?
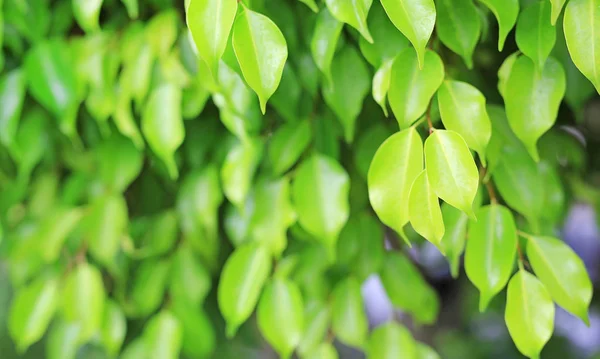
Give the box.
[299,0,319,12]
[465,204,518,311]
[9,274,60,353]
[408,170,445,247]
[46,321,80,359]
[62,263,106,342]
[325,0,373,42]
[250,178,297,257]
[171,299,216,359]
[538,161,566,224]
[137,210,179,256]
[34,207,83,263]
[12,109,51,178]
[257,278,304,358]
[221,138,263,210]
[121,0,138,18]
[477,0,519,51]
[436,0,480,68]
[268,120,312,176]
[497,51,519,98]
[550,0,567,25]
[0,68,26,147]
[270,64,302,122]
[331,277,368,348]
[388,49,444,129]
[145,11,179,58]
[142,83,184,179]
[233,6,288,113]
[563,0,600,93]
[355,124,393,180]
[322,46,370,142]
[424,130,479,218]
[218,244,272,337]
[85,194,129,266]
[311,8,344,83]
[372,59,393,116]
[417,343,441,359]
[143,311,183,359]
[368,127,423,242]
[505,270,554,359]
[297,300,331,357]
[292,154,350,252]
[101,300,126,356]
[516,1,555,69]
[440,204,469,278]
[129,259,171,318]
[96,135,143,192]
[337,213,385,280]
[305,343,339,359]
[72,0,102,33]
[367,322,417,359]
[169,244,212,307]
[526,235,593,324]
[186,0,237,77]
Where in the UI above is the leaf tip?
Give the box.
[226,322,240,338]
[478,292,493,312]
[259,98,267,115]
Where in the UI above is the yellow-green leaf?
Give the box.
[477,0,519,51]
[408,170,444,247]
[516,1,555,69]
[325,0,373,42]
[169,244,212,307]
[143,311,183,359]
[366,322,417,359]
[297,300,331,357]
[221,138,263,211]
[101,300,127,356]
[0,68,26,147]
[311,8,344,83]
[331,277,368,348]
[436,0,480,68]
[551,0,567,25]
[372,59,393,116]
[268,120,312,176]
[72,0,102,33]
[439,203,469,278]
[85,194,129,266]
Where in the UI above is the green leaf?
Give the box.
[186,0,237,78]
[85,194,129,266]
[505,270,554,359]
[299,0,319,12]
[388,49,444,129]
[367,322,417,359]
[9,273,60,353]
[122,0,138,18]
[305,343,339,359]
[268,120,312,176]
[408,170,445,247]
[142,83,185,179]
[355,124,393,180]
[337,213,385,280]
[62,263,106,342]
[96,135,143,192]
[233,6,288,113]
[563,0,600,93]
[292,154,350,253]
[143,311,183,359]
[101,300,127,356]
[297,300,331,357]
[171,299,216,359]
[538,161,566,224]
[0,68,26,147]
[372,59,393,116]
[72,0,102,33]
[36,207,83,263]
[137,210,178,256]
[417,343,441,359]
[477,0,519,51]
[270,64,302,122]
[437,80,491,166]
[436,0,480,68]
[257,278,304,358]
[322,45,370,142]
[526,235,593,324]
[516,1,555,69]
[169,244,212,307]
[129,259,171,318]
[331,277,368,348]
[12,108,51,178]
[380,0,435,68]
[505,56,565,161]
[218,244,272,337]
[497,51,519,98]
[311,8,344,83]
[250,177,297,257]
[440,204,468,278]
[550,0,567,25]
[465,204,518,311]
[368,128,423,242]
[325,0,373,42]
[145,11,179,58]
[424,130,479,218]
[46,321,80,359]
[221,138,263,210]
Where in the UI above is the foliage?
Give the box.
[0,0,598,358]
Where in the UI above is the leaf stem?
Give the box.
[479,167,497,204]
[426,100,434,134]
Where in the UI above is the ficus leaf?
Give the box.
[465,204,518,311]
[477,0,519,51]
[35,207,83,263]
[169,244,212,307]
[526,235,593,324]
[380,0,435,68]
[145,11,179,58]
[516,1,555,69]
[408,170,445,247]
[0,68,26,147]
[96,135,143,192]
[505,270,554,359]
[325,0,373,42]
[101,300,127,356]
[218,244,272,337]
[372,59,393,116]
[311,8,344,83]
[355,124,393,180]
[268,120,312,176]
[563,0,600,94]
[417,343,441,359]
[171,299,216,359]
[497,51,519,98]
[368,127,423,243]
[46,321,80,359]
[305,343,339,359]
[336,213,385,280]
[72,0,102,33]
[270,64,302,122]
[366,322,417,359]
[436,0,480,68]
[122,0,139,18]
[233,6,288,114]
[424,130,479,218]
[85,194,129,266]
[297,300,331,357]
[221,138,263,211]
[143,311,183,359]
[439,203,469,278]
[331,277,368,348]
[388,48,444,129]
[186,0,237,78]
[550,0,567,25]
[437,80,492,166]
[299,0,319,12]
[129,259,171,318]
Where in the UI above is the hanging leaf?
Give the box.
[424,130,479,218]
[46,321,80,359]
[550,0,567,25]
[372,59,393,116]
[505,270,554,359]
[129,259,171,318]
[171,299,216,359]
[218,244,272,337]
[408,170,444,247]
[477,0,519,51]
[233,6,288,113]
[221,138,263,210]
[143,311,183,359]
[436,0,480,68]
[34,207,83,263]
[299,0,319,12]
[72,0,102,33]
[0,68,26,147]
[331,277,368,348]
[145,11,179,58]
[122,0,138,18]
[388,48,444,129]
[516,2,555,69]
[336,213,385,280]
[440,204,468,278]
[297,300,331,357]
[325,0,373,42]
[380,0,435,68]
[311,8,344,83]
[292,154,350,253]
[417,343,441,359]
[270,64,302,122]
[169,244,212,307]
[257,278,304,358]
[142,83,185,178]
[85,194,129,266]
[366,322,417,359]
[497,51,519,98]
[306,343,339,359]
[465,204,518,311]
[268,120,312,176]
[96,135,143,192]
[101,300,127,357]
[355,124,393,180]
[322,46,370,142]
[526,235,593,324]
